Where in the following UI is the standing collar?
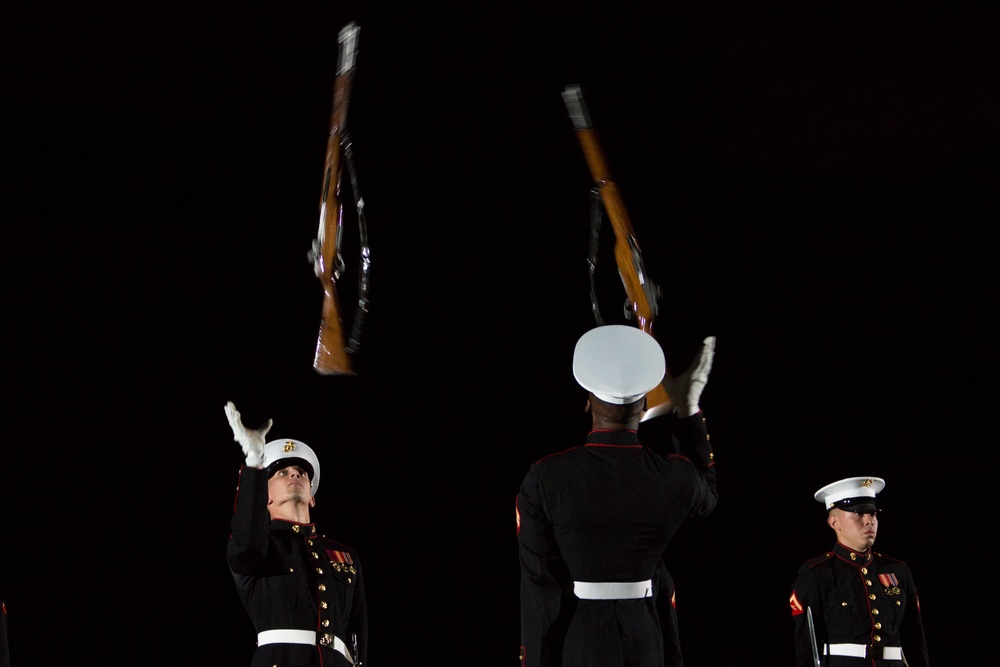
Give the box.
[270,519,318,537]
[586,429,641,446]
[831,541,873,565]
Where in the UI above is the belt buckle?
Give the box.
[319,633,333,647]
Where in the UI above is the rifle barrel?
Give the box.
[561,85,592,130]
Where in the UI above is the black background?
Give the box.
[2,2,998,665]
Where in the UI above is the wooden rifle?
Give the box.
[561,84,673,420]
[310,22,370,375]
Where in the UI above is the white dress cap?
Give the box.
[813,476,885,510]
[572,325,666,405]
[263,439,322,496]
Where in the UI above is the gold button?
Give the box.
[348,577,353,583]
[874,635,881,642]
[312,552,319,559]
[866,580,872,586]
[292,525,300,533]
[861,567,868,575]
[869,594,876,600]
[875,622,882,629]
[316,568,324,575]
[841,602,848,607]
[322,620,330,627]
[321,602,328,609]
[850,553,857,561]
[289,567,295,573]
[318,584,326,591]
[307,539,313,545]
[896,600,901,606]
[872,609,879,615]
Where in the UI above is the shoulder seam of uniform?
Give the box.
[804,552,834,568]
[873,551,907,565]
[535,446,583,465]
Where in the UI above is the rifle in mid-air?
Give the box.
[308,21,371,375]
[561,84,672,420]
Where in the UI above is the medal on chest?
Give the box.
[878,572,901,596]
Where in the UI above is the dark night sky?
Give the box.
[2,2,999,665]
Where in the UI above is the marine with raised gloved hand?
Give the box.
[224,401,367,666]
[516,326,718,667]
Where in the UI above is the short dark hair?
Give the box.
[591,394,645,421]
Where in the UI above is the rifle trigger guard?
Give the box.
[333,253,346,281]
[307,238,323,278]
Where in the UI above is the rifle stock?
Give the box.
[562,84,673,419]
[313,22,360,375]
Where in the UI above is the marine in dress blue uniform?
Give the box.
[652,559,682,667]
[1,599,10,667]
[225,403,368,666]
[789,477,929,667]
[517,326,718,667]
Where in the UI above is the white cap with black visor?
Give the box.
[814,476,885,514]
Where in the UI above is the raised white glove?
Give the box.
[661,336,716,418]
[224,401,272,468]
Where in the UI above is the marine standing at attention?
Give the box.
[789,476,929,667]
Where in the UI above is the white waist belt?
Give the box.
[257,629,354,664]
[826,643,902,660]
[574,580,653,600]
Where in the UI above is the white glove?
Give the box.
[224,401,272,468]
[661,336,716,418]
